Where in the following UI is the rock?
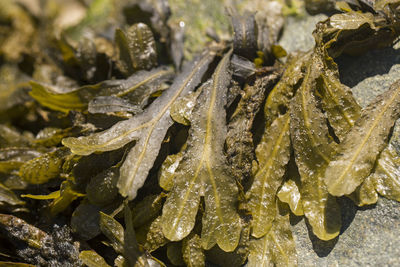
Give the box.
[293,197,400,267]
[338,46,400,108]
[279,14,328,53]
[280,12,400,267]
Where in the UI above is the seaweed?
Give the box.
[1,1,400,266]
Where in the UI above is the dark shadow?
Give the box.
[337,197,358,234]
[289,212,303,226]
[336,47,400,87]
[306,221,338,257]
[306,196,361,257]
[357,202,377,211]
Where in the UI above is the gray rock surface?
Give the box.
[279,12,400,267]
[338,46,400,108]
[292,198,400,267]
[279,14,328,53]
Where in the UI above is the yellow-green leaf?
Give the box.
[117,52,216,200]
[204,219,250,266]
[271,45,287,58]
[49,181,85,215]
[136,216,168,253]
[99,212,124,254]
[63,50,216,200]
[161,51,241,252]
[314,7,400,58]
[0,182,25,206]
[349,175,378,207]
[277,174,304,216]
[182,234,205,267]
[158,151,183,191]
[0,148,42,174]
[19,148,70,184]
[170,90,201,126]
[247,203,297,267]
[30,66,173,113]
[21,191,60,200]
[29,81,87,113]
[79,250,111,267]
[246,113,291,238]
[329,11,375,30]
[324,79,400,196]
[317,54,361,140]
[372,143,400,201]
[290,53,341,240]
[264,52,310,128]
[0,262,35,267]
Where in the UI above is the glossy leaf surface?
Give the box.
[246,113,291,238]
[350,175,378,206]
[170,89,201,126]
[182,234,205,267]
[4,1,400,265]
[277,177,304,216]
[315,9,400,58]
[99,212,124,254]
[115,23,157,75]
[161,51,241,252]
[0,148,43,174]
[158,152,183,191]
[49,181,85,215]
[0,262,36,267]
[329,12,375,30]
[136,216,168,253]
[29,81,87,113]
[19,148,70,185]
[290,53,341,240]
[373,144,400,201]
[79,250,111,267]
[63,51,216,200]
[30,66,173,113]
[88,96,142,115]
[21,191,60,200]
[317,54,361,140]
[264,52,310,128]
[247,204,297,267]
[324,80,400,196]
[0,182,25,206]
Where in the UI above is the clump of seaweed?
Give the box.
[1,0,400,266]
